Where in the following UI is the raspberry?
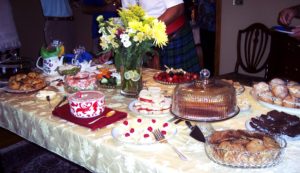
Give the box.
[163,122,168,128]
[144,134,150,138]
[137,118,142,123]
[125,133,130,137]
[147,126,153,132]
[161,130,166,135]
[151,119,156,123]
[123,120,128,126]
[130,128,135,133]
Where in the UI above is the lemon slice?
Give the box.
[131,70,141,81]
[124,70,133,80]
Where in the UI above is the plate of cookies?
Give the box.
[3,72,48,94]
[251,78,300,115]
[205,129,286,168]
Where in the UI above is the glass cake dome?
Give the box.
[171,69,239,122]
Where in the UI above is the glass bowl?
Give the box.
[204,130,286,168]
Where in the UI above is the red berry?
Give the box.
[192,74,198,79]
[147,126,153,132]
[163,122,168,128]
[151,119,156,123]
[125,133,130,137]
[167,77,173,82]
[137,118,142,123]
[123,120,128,125]
[161,130,166,135]
[130,128,135,133]
[144,134,150,138]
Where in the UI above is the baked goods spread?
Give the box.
[8,72,46,91]
[249,110,300,137]
[205,130,285,167]
[133,87,171,114]
[252,78,300,108]
[171,75,237,121]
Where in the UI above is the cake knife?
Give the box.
[185,121,206,143]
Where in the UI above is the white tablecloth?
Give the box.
[1,68,300,173]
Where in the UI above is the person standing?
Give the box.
[121,0,201,73]
[278,4,300,40]
[196,0,216,76]
[40,0,76,53]
[81,0,120,55]
[0,0,21,53]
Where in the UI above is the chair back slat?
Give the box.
[235,23,271,75]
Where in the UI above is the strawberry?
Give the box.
[147,126,153,132]
[123,120,128,126]
[130,128,135,133]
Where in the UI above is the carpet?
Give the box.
[0,141,91,173]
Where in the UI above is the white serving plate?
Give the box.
[111,118,177,145]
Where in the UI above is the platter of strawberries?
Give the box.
[153,66,199,85]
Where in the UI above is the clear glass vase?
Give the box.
[115,47,144,97]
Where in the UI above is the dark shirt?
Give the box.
[197,0,216,32]
[83,0,118,38]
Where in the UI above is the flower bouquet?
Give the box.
[97,5,168,97]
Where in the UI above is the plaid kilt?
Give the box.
[159,24,201,72]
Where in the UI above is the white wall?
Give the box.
[219,0,300,75]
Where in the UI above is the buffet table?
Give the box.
[0,68,299,173]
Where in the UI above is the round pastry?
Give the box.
[282,96,296,108]
[15,73,27,81]
[253,82,270,95]
[8,80,20,90]
[273,97,283,106]
[287,80,299,87]
[271,85,288,99]
[269,78,286,88]
[287,85,300,98]
[27,71,40,78]
[258,91,274,103]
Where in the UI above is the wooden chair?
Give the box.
[219,23,271,86]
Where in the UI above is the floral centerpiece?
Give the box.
[97,5,168,97]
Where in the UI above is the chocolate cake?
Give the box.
[249,110,300,137]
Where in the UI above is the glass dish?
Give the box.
[205,130,286,168]
[171,69,238,122]
[64,72,97,93]
[153,71,197,85]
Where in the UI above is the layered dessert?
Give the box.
[64,72,97,93]
[171,78,237,121]
[134,87,171,114]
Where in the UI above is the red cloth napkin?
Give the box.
[52,104,127,131]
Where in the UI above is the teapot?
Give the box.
[72,59,92,71]
[36,55,64,75]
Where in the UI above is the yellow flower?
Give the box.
[152,20,168,47]
[128,21,143,31]
[97,5,168,52]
